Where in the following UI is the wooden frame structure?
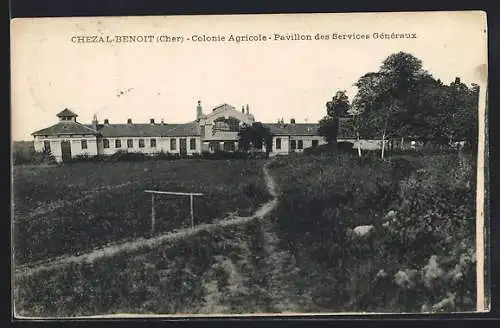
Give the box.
[144,190,204,233]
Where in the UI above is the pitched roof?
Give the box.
[32,121,99,136]
[264,123,320,136]
[83,121,201,137]
[56,108,78,117]
[164,121,200,136]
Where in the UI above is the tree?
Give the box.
[353,52,429,159]
[318,116,339,144]
[319,90,351,144]
[326,90,351,118]
[238,122,274,155]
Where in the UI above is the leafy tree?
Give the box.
[326,90,351,118]
[319,90,351,144]
[238,122,273,154]
[318,116,339,144]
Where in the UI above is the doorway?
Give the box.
[61,140,72,162]
[179,138,187,156]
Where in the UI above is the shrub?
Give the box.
[109,150,149,162]
[201,151,250,160]
[153,151,180,161]
[269,152,477,312]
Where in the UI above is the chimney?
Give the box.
[455,77,461,84]
[246,104,249,115]
[290,118,296,124]
[92,114,98,130]
[196,100,203,119]
[161,118,165,125]
[104,119,109,125]
[127,118,132,124]
[242,105,245,114]
[150,118,155,124]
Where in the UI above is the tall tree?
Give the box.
[319,90,351,144]
[238,122,274,154]
[353,52,429,159]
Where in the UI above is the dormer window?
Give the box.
[56,108,78,122]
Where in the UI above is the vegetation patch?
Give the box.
[269,151,476,313]
[13,159,270,265]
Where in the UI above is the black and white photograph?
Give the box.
[11,11,488,317]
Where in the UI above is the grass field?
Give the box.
[268,151,477,312]
[13,150,480,316]
[14,218,302,317]
[12,159,270,265]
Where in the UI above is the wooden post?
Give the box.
[190,194,194,230]
[151,193,156,234]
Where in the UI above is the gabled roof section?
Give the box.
[56,108,78,117]
[82,121,201,138]
[165,121,201,136]
[211,103,236,112]
[264,123,320,136]
[90,123,173,137]
[262,118,355,138]
[32,121,99,136]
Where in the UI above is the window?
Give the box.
[276,138,281,150]
[103,139,110,148]
[298,140,303,150]
[139,139,145,148]
[312,140,319,147]
[115,139,121,148]
[170,138,177,150]
[150,139,157,148]
[290,140,297,150]
[43,140,51,152]
[190,138,196,150]
[81,140,87,149]
[127,139,133,148]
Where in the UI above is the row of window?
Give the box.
[103,138,197,150]
[275,138,319,150]
[44,140,88,151]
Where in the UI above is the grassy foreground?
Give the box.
[14,218,306,317]
[13,159,270,265]
[268,151,477,312]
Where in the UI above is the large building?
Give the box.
[32,102,339,162]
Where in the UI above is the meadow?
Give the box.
[13,149,480,316]
[12,159,270,265]
[14,219,297,317]
[268,150,478,312]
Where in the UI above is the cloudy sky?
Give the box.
[11,11,487,140]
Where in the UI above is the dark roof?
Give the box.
[32,121,99,136]
[83,121,201,137]
[164,121,200,136]
[262,118,355,138]
[264,123,320,136]
[56,108,78,117]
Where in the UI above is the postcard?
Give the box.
[11,11,488,318]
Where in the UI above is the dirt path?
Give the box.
[15,159,279,279]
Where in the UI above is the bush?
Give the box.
[109,150,149,162]
[201,151,251,160]
[269,152,477,312]
[302,143,337,156]
[153,151,180,161]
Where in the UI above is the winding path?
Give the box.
[15,159,279,279]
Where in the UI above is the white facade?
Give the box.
[32,104,341,162]
[34,134,98,162]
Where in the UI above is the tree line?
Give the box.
[319,52,480,158]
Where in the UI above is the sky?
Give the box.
[11,11,487,140]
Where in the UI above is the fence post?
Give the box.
[190,194,194,230]
[151,193,156,234]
